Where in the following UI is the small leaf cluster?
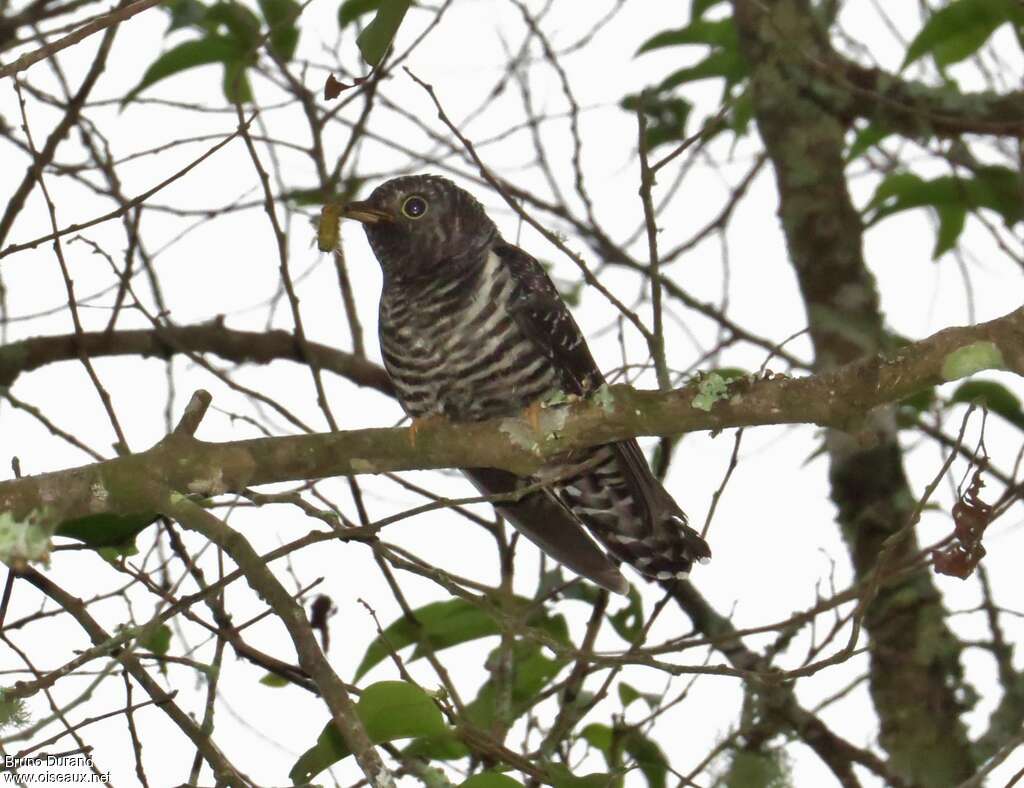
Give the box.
[338,0,413,66]
[624,0,751,151]
[284,589,673,788]
[123,0,302,105]
[864,166,1023,260]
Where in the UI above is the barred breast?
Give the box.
[379,251,562,422]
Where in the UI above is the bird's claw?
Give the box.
[525,400,544,434]
[408,414,444,447]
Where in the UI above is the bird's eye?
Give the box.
[401,195,428,219]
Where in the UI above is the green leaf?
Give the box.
[903,0,1024,68]
[96,543,139,560]
[206,0,261,47]
[865,167,1023,249]
[616,682,659,710]
[360,680,447,741]
[290,681,446,783]
[951,380,1024,429]
[865,172,955,222]
[465,641,566,729]
[581,725,667,788]
[846,123,891,162]
[725,748,793,787]
[727,88,753,136]
[541,566,606,603]
[547,763,617,788]
[637,18,738,53]
[933,203,967,258]
[56,511,158,549]
[339,0,383,28]
[258,0,300,60]
[355,0,411,65]
[897,385,937,428]
[354,599,502,680]
[260,672,291,687]
[966,166,1024,225]
[692,0,728,18]
[165,0,210,31]
[582,723,614,756]
[618,683,641,709]
[621,92,692,151]
[222,58,254,103]
[290,723,347,785]
[608,587,644,642]
[122,36,243,104]
[622,732,668,788]
[140,624,172,656]
[659,50,747,90]
[460,774,524,788]
[402,731,469,760]
[899,386,937,414]
[355,597,568,681]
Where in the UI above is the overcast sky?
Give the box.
[1,1,1023,785]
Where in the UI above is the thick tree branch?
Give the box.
[0,324,392,394]
[731,0,995,782]
[666,580,909,788]
[812,56,1024,139]
[0,305,1019,545]
[732,0,1024,140]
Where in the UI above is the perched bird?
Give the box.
[343,175,710,594]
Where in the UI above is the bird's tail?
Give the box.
[558,441,712,583]
[599,511,711,581]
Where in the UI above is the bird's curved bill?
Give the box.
[342,201,392,224]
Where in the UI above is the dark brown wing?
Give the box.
[495,242,711,574]
[496,241,604,396]
[464,467,628,594]
[496,243,665,518]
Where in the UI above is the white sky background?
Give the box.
[0,0,1023,786]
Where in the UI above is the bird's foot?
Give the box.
[524,400,545,434]
[407,413,445,447]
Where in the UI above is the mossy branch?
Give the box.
[0,305,1019,539]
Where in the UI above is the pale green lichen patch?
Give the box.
[350,458,378,474]
[499,419,540,453]
[592,384,616,413]
[540,388,573,407]
[0,692,29,732]
[941,341,1005,382]
[692,373,731,412]
[187,468,227,496]
[537,406,568,435]
[0,507,55,565]
[90,481,109,507]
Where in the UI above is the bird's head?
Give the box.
[343,175,498,282]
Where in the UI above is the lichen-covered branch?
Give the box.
[0,304,1019,559]
[731,0,994,782]
[812,54,1024,139]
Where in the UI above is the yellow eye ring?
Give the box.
[402,195,428,219]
